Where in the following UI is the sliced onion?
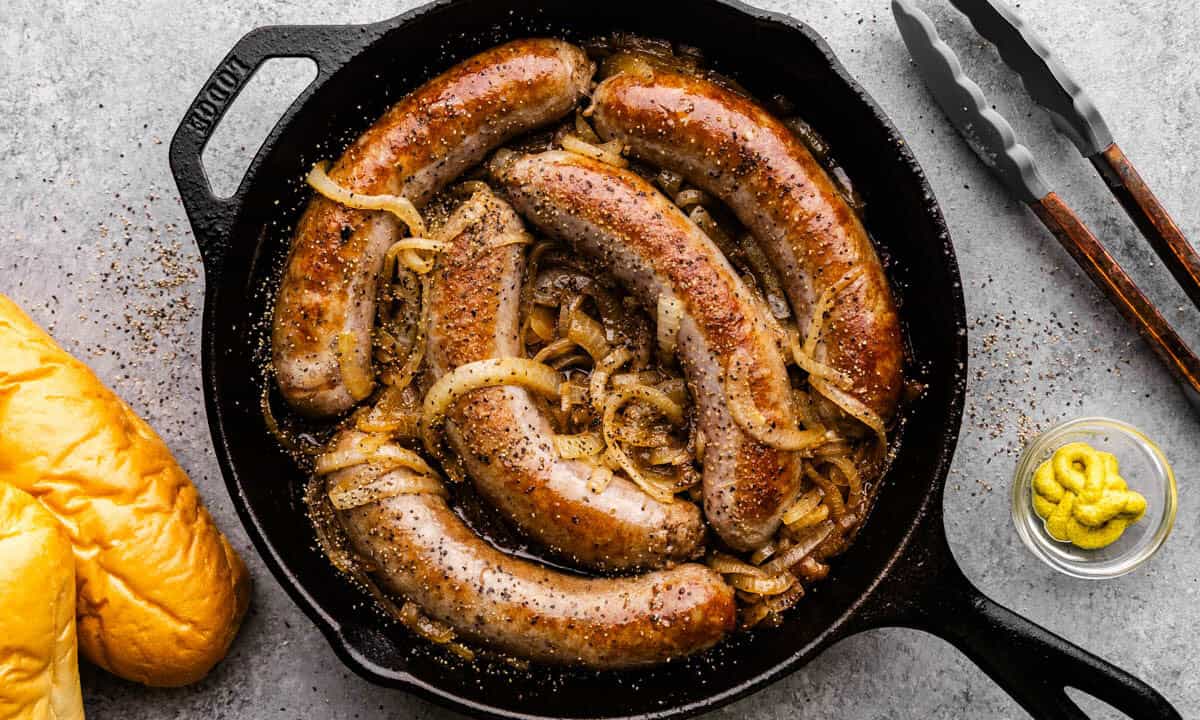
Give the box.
[550,352,590,370]
[729,573,795,596]
[805,464,846,520]
[559,379,590,412]
[826,454,864,509]
[336,331,375,401]
[673,188,710,209]
[656,294,684,361]
[802,266,864,358]
[380,275,431,391]
[459,229,532,267]
[708,552,766,578]
[607,385,685,425]
[762,522,834,575]
[260,385,322,456]
[725,347,827,451]
[790,335,854,391]
[553,432,605,459]
[315,435,437,478]
[561,134,628,167]
[785,500,830,531]
[356,385,421,436]
[307,161,426,236]
[573,111,601,143]
[384,238,448,276]
[646,445,690,466]
[590,347,633,414]
[328,469,447,510]
[528,305,558,343]
[809,376,887,448]
[421,358,562,455]
[601,398,678,504]
[532,337,577,364]
[761,582,806,614]
[749,541,777,566]
[611,370,665,388]
[566,308,610,360]
[587,465,614,494]
[781,488,824,526]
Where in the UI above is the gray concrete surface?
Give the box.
[1,0,1197,718]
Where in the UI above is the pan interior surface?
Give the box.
[200,1,966,717]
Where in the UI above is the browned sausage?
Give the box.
[272,39,593,417]
[591,62,904,423]
[427,188,706,570]
[330,445,736,668]
[491,150,800,552]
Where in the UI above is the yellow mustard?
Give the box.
[1031,442,1147,550]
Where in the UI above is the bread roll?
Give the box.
[0,294,251,687]
[0,480,84,720]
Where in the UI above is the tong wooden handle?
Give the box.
[1031,191,1200,398]
[1091,142,1200,310]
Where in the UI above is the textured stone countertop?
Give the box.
[2,0,1197,718]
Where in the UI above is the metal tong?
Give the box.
[892,0,1200,404]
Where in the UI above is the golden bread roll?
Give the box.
[0,480,84,720]
[0,294,250,687]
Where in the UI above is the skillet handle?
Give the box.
[168,24,376,273]
[852,518,1180,719]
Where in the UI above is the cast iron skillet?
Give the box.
[169,1,1180,718]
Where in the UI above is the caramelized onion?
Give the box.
[421,358,562,455]
[560,134,628,167]
[566,308,610,360]
[728,573,795,596]
[590,347,633,414]
[328,469,447,510]
[587,465,614,494]
[810,376,887,448]
[380,276,431,391]
[781,488,824,526]
[307,160,426,236]
[725,347,827,451]
[762,522,834,575]
[553,432,605,459]
[315,435,437,478]
[336,331,375,401]
[528,305,558,343]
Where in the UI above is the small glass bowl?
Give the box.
[1011,417,1176,579]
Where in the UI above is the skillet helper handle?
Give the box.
[913,562,1180,720]
[1091,143,1200,311]
[853,515,1181,720]
[1030,191,1200,404]
[169,24,369,269]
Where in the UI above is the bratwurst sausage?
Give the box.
[591,61,904,424]
[329,441,736,668]
[491,150,800,552]
[273,39,593,417]
[427,188,706,570]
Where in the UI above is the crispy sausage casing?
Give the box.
[492,150,800,551]
[273,39,593,417]
[591,63,904,423]
[331,453,736,668]
[427,189,706,570]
